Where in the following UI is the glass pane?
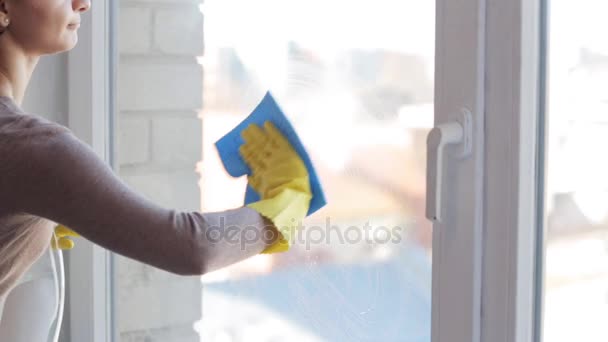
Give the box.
[199,1,434,341]
[543,1,608,341]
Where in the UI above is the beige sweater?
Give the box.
[0,96,274,297]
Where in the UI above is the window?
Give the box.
[65,0,553,341]
[198,1,434,340]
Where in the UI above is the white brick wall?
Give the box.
[118,63,203,111]
[118,116,150,166]
[116,254,202,331]
[120,169,201,211]
[151,115,202,166]
[119,7,152,54]
[116,0,204,341]
[155,8,204,55]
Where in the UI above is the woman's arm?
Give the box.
[5,127,278,275]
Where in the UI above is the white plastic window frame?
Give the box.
[480,0,545,341]
[64,0,117,340]
[66,0,544,340]
[432,0,544,340]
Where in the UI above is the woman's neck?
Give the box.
[0,41,40,106]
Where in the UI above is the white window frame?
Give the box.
[433,0,544,340]
[65,0,116,340]
[66,0,545,340]
[431,0,486,340]
[479,0,545,341]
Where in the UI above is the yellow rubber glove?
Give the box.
[239,121,312,254]
[51,224,79,250]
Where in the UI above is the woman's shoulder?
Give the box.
[0,113,74,183]
[0,113,72,147]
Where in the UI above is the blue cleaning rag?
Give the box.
[215,91,327,216]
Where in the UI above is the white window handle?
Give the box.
[426,109,472,222]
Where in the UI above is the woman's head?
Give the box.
[0,0,91,56]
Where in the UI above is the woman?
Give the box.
[0,0,312,339]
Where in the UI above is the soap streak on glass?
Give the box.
[197,0,435,341]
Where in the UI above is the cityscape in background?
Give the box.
[198,0,434,340]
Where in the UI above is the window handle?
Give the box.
[426,109,472,222]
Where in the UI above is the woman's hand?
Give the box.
[239,121,312,254]
[51,224,79,250]
[239,121,310,199]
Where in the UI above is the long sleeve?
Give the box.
[2,125,276,275]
